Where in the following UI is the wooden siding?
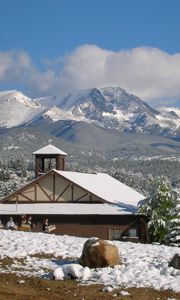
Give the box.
[0,214,147,242]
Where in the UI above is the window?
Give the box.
[122,228,138,242]
[108,227,122,240]
[129,228,137,237]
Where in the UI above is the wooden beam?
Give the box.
[1,169,106,205]
[35,184,37,202]
[16,195,18,211]
[74,192,89,202]
[19,193,34,202]
[71,184,74,202]
[53,173,55,202]
[56,155,60,170]
[53,170,106,204]
[0,170,54,204]
[35,157,39,178]
[55,184,70,202]
[42,157,45,173]
[36,182,52,202]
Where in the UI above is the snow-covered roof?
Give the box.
[55,170,145,207]
[0,203,135,215]
[0,169,145,213]
[33,144,68,156]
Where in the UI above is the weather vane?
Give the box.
[48,138,53,144]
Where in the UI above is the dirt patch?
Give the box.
[30,253,64,260]
[0,257,14,269]
[30,253,77,262]
[0,273,179,300]
[0,253,77,261]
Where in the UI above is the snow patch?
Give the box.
[0,231,180,292]
[53,264,92,280]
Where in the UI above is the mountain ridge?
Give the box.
[0,87,179,139]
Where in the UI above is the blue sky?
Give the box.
[0,0,180,106]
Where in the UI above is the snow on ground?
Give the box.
[0,230,180,292]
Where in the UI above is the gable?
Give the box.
[56,170,145,208]
[1,170,104,204]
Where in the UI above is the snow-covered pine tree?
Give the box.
[166,197,180,247]
[138,178,177,244]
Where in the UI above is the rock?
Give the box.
[79,238,120,268]
[169,253,180,270]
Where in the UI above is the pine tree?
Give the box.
[0,167,10,181]
[138,178,177,244]
[167,198,180,247]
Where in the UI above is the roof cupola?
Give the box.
[33,144,68,177]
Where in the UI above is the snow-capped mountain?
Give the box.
[39,86,180,138]
[57,87,160,132]
[0,90,44,128]
[0,87,179,139]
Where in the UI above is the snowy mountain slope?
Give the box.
[159,106,180,117]
[0,90,45,128]
[34,94,62,107]
[45,86,180,137]
[0,87,179,139]
[0,90,38,109]
[158,106,180,128]
[16,119,180,155]
[43,106,86,122]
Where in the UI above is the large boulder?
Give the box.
[79,238,120,268]
[169,253,180,270]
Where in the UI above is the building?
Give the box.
[0,144,147,242]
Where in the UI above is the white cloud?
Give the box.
[59,45,180,105]
[1,45,180,105]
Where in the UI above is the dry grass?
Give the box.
[0,257,179,300]
[0,273,179,300]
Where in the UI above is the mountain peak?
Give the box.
[0,90,36,108]
[0,87,179,138]
[0,90,18,97]
[0,90,43,128]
